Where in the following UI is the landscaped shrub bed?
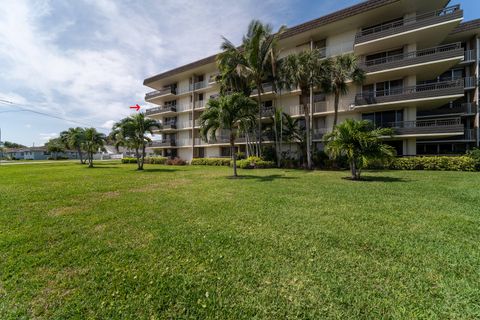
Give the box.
[191,158,231,166]
[165,157,187,166]
[121,157,167,164]
[235,156,275,169]
[388,156,477,171]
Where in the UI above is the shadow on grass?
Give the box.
[84,165,120,169]
[227,174,297,182]
[342,176,409,182]
[140,167,179,173]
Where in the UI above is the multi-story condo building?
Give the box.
[143,0,479,162]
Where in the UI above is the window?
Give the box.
[363,79,403,97]
[198,93,204,101]
[362,110,403,127]
[365,48,404,64]
[220,147,231,157]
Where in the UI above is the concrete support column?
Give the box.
[403,106,417,156]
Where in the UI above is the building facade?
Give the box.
[143,0,480,162]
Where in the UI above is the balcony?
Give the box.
[313,128,329,140]
[386,117,464,138]
[251,83,275,97]
[158,121,177,131]
[417,102,477,118]
[145,87,176,102]
[361,43,464,82]
[461,50,477,64]
[261,106,274,117]
[208,73,220,84]
[176,120,193,130]
[354,80,465,111]
[354,5,463,55]
[145,105,177,116]
[149,139,176,147]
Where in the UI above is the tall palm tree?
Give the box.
[218,20,286,156]
[111,113,161,170]
[282,113,307,165]
[279,48,328,169]
[200,93,257,177]
[60,127,86,164]
[324,119,395,180]
[321,54,365,127]
[82,128,106,168]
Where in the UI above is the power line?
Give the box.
[0,98,108,130]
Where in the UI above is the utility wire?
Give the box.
[0,98,108,130]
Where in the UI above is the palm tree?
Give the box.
[60,127,86,164]
[282,113,307,165]
[324,119,395,180]
[111,113,161,170]
[218,20,286,156]
[321,54,365,128]
[279,48,328,169]
[82,128,106,168]
[200,93,257,177]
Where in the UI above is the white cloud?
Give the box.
[0,0,290,144]
[39,132,58,140]
[101,119,116,129]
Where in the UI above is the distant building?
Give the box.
[4,146,80,160]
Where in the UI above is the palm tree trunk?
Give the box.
[230,136,237,177]
[77,146,84,164]
[333,92,340,128]
[301,93,312,169]
[139,144,146,170]
[257,81,263,157]
[88,151,93,168]
[135,147,140,170]
[350,159,356,180]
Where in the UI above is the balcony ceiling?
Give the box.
[364,55,464,83]
[354,18,462,55]
[354,94,465,112]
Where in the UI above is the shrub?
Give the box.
[121,157,137,164]
[467,148,480,171]
[389,156,476,172]
[191,158,231,166]
[235,156,275,169]
[236,152,246,160]
[145,156,167,164]
[166,157,186,166]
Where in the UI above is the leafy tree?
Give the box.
[218,20,285,156]
[200,93,257,177]
[324,119,395,180]
[111,113,161,170]
[3,141,26,148]
[60,127,86,164]
[82,128,106,168]
[321,54,365,127]
[45,138,65,160]
[279,48,329,169]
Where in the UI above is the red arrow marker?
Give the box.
[129,104,141,111]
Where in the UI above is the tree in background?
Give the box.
[321,54,365,127]
[60,127,86,164]
[218,20,285,156]
[3,141,26,148]
[45,138,65,160]
[111,113,160,170]
[279,49,329,169]
[200,93,257,177]
[82,128,106,168]
[324,119,395,180]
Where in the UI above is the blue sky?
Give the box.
[0,0,478,146]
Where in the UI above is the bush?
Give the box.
[47,156,68,160]
[235,156,275,169]
[145,156,167,164]
[467,148,480,171]
[166,157,186,166]
[236,152,246,160]
[121,157,137,164]
[389,156,476,171]
[191,158,231,166]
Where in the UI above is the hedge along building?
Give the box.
[143,0,480,162]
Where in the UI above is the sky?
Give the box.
[0,0,478,146]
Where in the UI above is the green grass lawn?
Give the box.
[1,162,479,319]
